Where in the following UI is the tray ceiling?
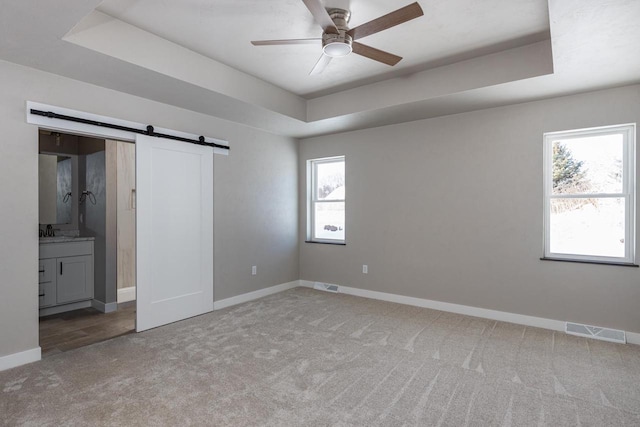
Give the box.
[96,0,550,97]
[1,0,639,138]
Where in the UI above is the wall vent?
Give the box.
[565,322,626,344]
[313,282,339,293]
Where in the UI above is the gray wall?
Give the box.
[38,155,57,224]
[299,85,640,334]
[80,149,107,303]
[214,125,299,300]
[0,59,298,359]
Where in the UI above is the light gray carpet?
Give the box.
[2,288,640,426]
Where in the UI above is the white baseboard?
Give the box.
[0,347,41,372]
[627,331,640,345]
[300,280,569,332]
[91,299,118,313]
[4,279,635,373]
[299,280,640,344]
[213,280,300,311]
[117,286,136,303]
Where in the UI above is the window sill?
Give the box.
[305,240,346,246]
[540,257,638,267]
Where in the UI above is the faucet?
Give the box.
[45,224,55,237]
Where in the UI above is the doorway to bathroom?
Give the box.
[30,101,224,356]
[38,131,136,356]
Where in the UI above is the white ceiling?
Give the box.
[96,0,550,97]
[0,0,639,138]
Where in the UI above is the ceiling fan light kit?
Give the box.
[251,0,424,75]
[322,33,352,57]
[322,9,352,58]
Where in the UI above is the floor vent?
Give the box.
[313,282,339,293]
[565,322,626,344]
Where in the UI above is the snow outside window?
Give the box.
[308,156,345,243]
[543,124,636,264]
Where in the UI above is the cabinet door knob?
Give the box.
[39,293,45,297]
[39,269,45,273]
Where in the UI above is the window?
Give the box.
[308,156,345,243]
[543,124,635,264]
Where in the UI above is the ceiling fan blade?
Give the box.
[301,0,339,34]
[251,38,321,46]
[310,54,332,75]
[352,42,402,66]
[347,2,424,40]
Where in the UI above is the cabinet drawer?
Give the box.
[39,281,56,308]
[39,241,93,259]
[38,259,55,283]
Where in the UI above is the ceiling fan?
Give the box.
[251,0,424,75]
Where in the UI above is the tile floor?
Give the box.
[39,302,135,356]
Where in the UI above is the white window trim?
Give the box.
[307,156,346,244]
[543,123,636,264]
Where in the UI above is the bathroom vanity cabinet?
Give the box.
[39,238,94,316]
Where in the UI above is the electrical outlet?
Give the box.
[362,264,368,274]
[251,265,257,275]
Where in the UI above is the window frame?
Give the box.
[307,155,346,244]
[543,123,636,264]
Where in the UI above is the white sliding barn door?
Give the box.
[135,135,213,332]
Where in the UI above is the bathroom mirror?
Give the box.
[38,153,78,227]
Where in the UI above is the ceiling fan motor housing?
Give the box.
[322,8,352,57]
